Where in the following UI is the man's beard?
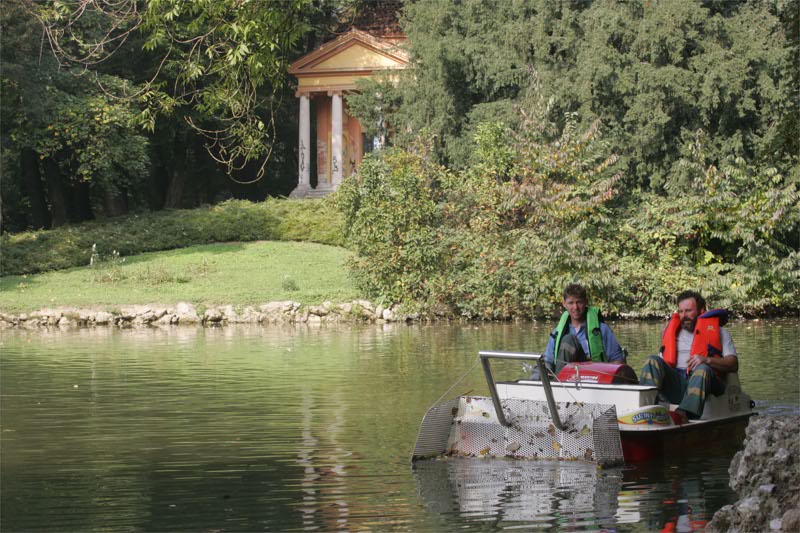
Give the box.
[682,319,695,332]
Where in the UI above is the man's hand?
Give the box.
[687,355,707,374]
[687,354,739,374]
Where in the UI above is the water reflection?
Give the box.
[415,459,625,529]
[414,453,737,531]
[619,454,737,532]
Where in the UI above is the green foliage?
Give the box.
[347,0,795,187]
[347,75,403,140]
[630,131,800,314]
[1,0,151,227]
[439,114,625,319]
[338,111,626,318]
[574,0,795,189]
[0,199,344,276]
[338,106,799,318]
[13,82,150,193]
[38,0,316,177]
[338,0,797,318]
[335,144,449,309]
[281,275,300,292]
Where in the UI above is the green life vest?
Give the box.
[552,306,606,364]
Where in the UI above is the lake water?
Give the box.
[2,319,798,531]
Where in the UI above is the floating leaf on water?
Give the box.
[584,448,594,460]
[534,432,545,438]
[579,425,591,437]
[479,446,491,455]
[506,442,521,452]
[552,442,561,451]
[547,424,556,436]
[482,412,491,418]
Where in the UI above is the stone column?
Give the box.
[375,114,385,151]
[331,92,343,187]
[298,94,311,190]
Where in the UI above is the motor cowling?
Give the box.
[557,362,638,384]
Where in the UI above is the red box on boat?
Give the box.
[557,362,639,384]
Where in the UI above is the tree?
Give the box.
[36,0,316,179]
[1,0,149,228]
[349,0,795,189]
[574,0,795,189]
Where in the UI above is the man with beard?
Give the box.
[639,290,738,424]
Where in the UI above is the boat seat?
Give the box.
[700,372,747,420]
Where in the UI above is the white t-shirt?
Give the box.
[676,327,737,370]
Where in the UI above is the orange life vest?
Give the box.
[660,309,728,368]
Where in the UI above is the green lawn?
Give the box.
[0,241,361,313]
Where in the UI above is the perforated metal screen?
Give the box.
[412,396,624,467]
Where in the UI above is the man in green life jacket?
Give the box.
[542,284,625,374]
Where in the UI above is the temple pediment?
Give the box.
[290,29,408,94]
[313,42,405,70]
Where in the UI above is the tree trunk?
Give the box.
[21,149,51,229]
[149,166,167,210]
[164,164,186,209]
[42,157,68,227]
[68,179,93,223]
[102,187,129,217]
[163,129,189,209]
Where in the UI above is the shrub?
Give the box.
[336,115,799,318]
[335,144,450,309]
[0,198,345,276]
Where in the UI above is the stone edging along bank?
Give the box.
[0,300,412,329]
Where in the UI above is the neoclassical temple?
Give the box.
[288,28,408,198]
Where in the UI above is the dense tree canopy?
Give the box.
[350,0,796,189]
[38,0,313,176]
[338,112,799,317]
[1,0,150,229]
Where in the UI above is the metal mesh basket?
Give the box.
[412,396,624,467]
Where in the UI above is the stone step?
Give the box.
[289,185,335,198]
[305,188,334,198]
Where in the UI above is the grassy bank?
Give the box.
[0,241,360,313]
[1,198,344,276]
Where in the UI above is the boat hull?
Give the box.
[497,370,755,463]
[620,413,752,462]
